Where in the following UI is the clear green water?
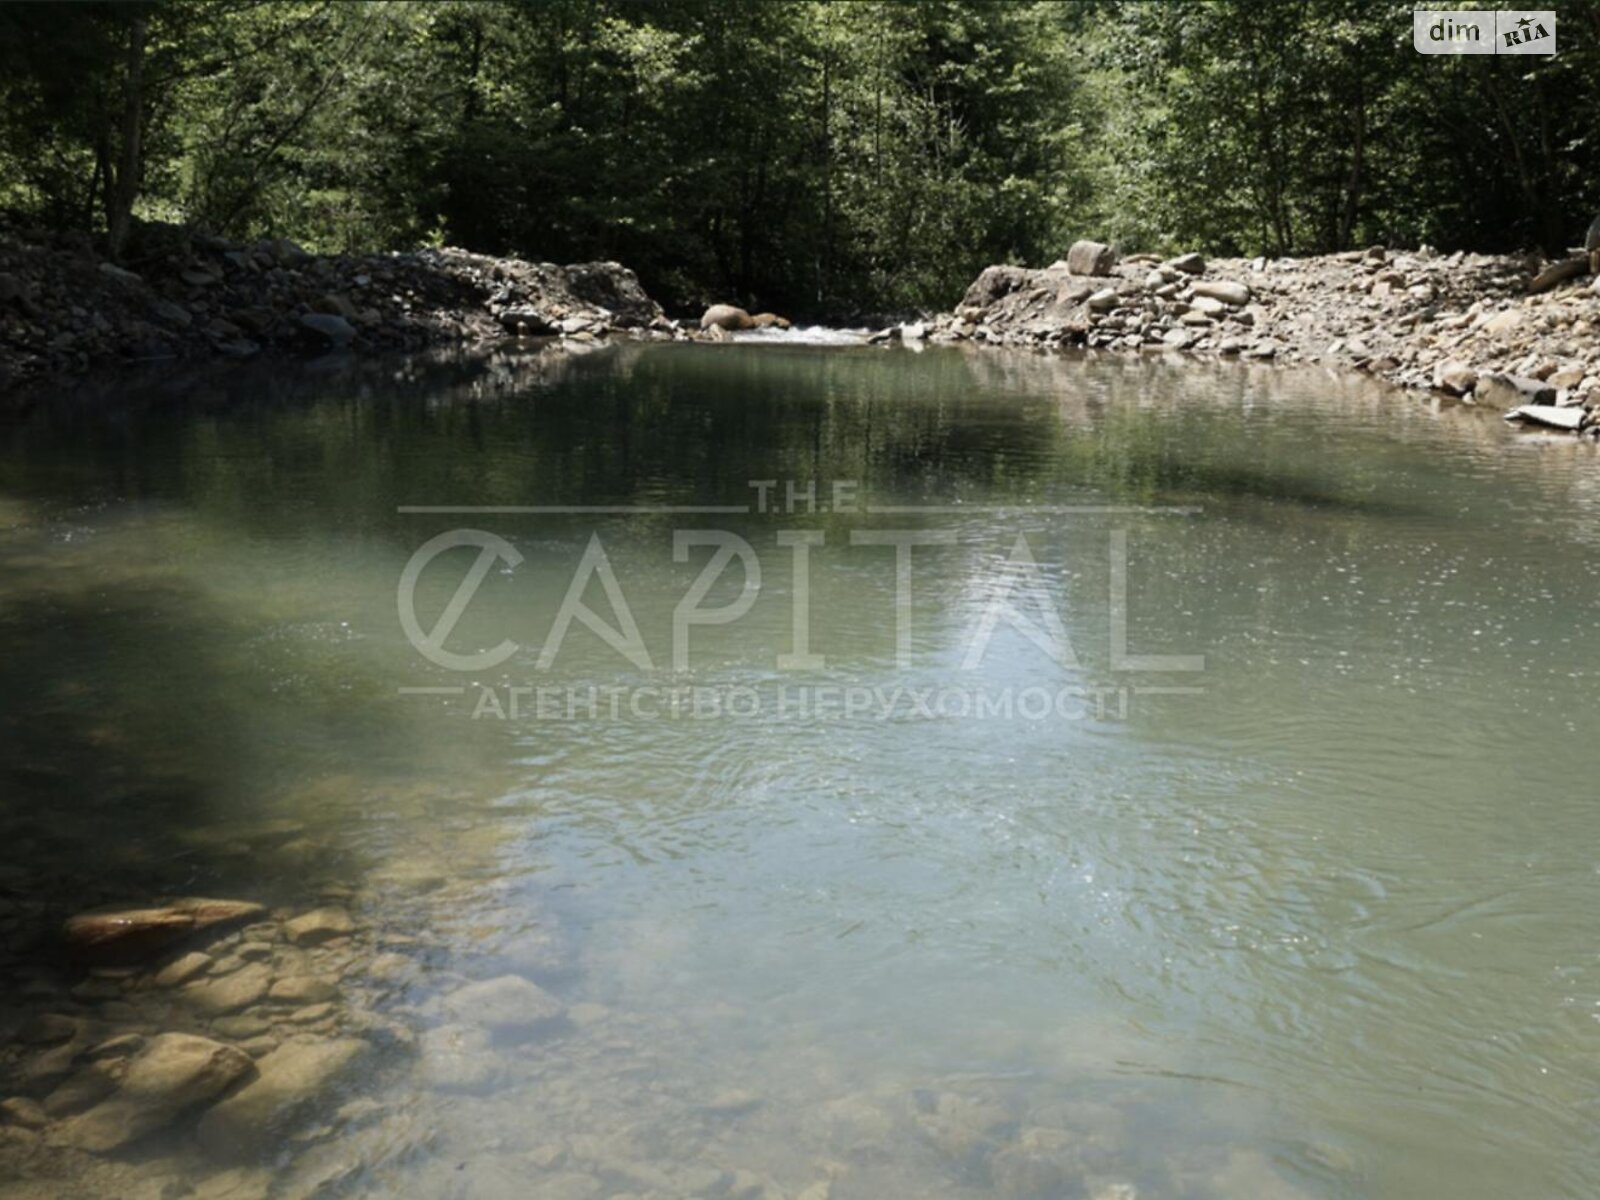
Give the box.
[1,343,1597,1199]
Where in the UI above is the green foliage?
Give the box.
[2,0,1598,312]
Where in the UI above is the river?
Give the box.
[0,342,1596,1199]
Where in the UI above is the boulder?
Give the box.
[700,304,754,331]
[1432,361,1478,396]
[957,265,1035,310]
[496,306,556,336]
[1479,373,1557,407]
[1191,280,1251,306]
[56,1034,253,1153]
[298,312,355,347]
[1165,252,1206,275]
[1066,240,1116,276]
[749,312,791,329]
[196,1038,369,1160]
[64,898,264,963]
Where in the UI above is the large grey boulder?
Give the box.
[1066,240,1116,276]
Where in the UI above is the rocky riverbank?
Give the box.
[0,225,675,389]
[920,240,1600,439]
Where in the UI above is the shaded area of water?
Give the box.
[0,343,1597,1199]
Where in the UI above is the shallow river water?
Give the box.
[0,342,1598,1200]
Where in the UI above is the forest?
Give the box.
[2,0,1597,317]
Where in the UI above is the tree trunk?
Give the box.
[106,12,148,261]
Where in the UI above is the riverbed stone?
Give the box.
[56,1033,254,1152]
[268,975,338,1006]
[418,1023,500,1092]
[443,974,564,1037]
[63,898,265,963]
[1166,252,1206,275]
[154,950,213,987]
[285,907,354,946]
[43,1060,121,1117]
[0,1097,48,1129]
[18,1012,81,1045]
[196,1036,370,1159]
[186,962,273,1015]
[212,1013,273,1040]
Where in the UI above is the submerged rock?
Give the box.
[196,1037,370,1160]
[63,898,265,963]
[443,974,564,1038]
[285,907,354,946]
[56,1033,254,1152]
[185,962,273,1015]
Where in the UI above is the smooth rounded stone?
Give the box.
[153,950,213,988]
[192,1166,273,1200]
[417,1023,501,1092]
[1086,289,1118,313]
[186,963,273,1016]
[443,975,563,1038]
[1166,252,1206,275]
[702,1088,763,1117]
[234,942,273,962]
[22,1040,83,1089]
[196,1036,371,1160]
[1189,294,1227,316]
[268,975,338,1006]
[362,952,414,984]
[286,1003,336,1025]
[18,1012,80,1045]
[55,1033,254,1153]
[43,1060,121,1117]
[63,898,265,963]
[1191,279,1251,306]
[284,908,354,947]
[212,1013,273,1040]
[0,1096,48,1129]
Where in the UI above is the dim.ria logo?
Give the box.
[1413,9,1555,55]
